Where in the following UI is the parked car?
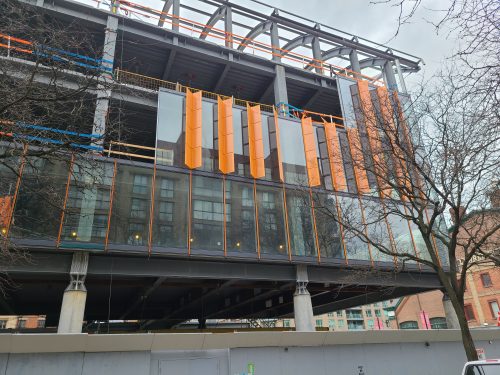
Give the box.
[463,359,500,374]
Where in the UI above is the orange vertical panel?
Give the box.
[246,104,265,179]
[376,86,409,199]
[357,82,391,198]
[217,96,235,174]
[0,196,13,229]
[346,128,370,194]
[323,121,347,191]
[184,89,202,169]
[301,117,321,187]
[272,108,284,182]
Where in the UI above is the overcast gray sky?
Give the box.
[249,0,458,87]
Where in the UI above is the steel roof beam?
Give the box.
[199,4,227,40]
[237,20,273,52]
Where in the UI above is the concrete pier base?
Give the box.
[57,290,87,334]
[293,265,314,332]
[442,293,460,329]
[57,252,89,334]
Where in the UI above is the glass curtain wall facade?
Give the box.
[1,83,437,267]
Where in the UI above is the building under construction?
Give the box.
[0,0,444,332]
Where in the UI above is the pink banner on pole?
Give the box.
[419,311,431,329]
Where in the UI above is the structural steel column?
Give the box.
[293,265,315,332]
[172,0,180,32]
[442,292,460,330]
[224,6,233,49]
[394,58,408,94]
[58,252,89,334]
[92,15,118,144]
[349,49,361,77]
[273,65,288,107]
[270,22,280,62]
[311,36,322,74]
[383,60,398,91]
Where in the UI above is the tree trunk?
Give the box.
[448,290,479,361]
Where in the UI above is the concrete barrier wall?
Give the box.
[0,330,498,375]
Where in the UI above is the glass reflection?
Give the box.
[201,101,216,172]
[286,189,316,257]
[337,196,371,261]
[191,175,223,251]
[337,77,357,128]
[108,164,153,248]
[312,193,344,259]
[61,160,113,248]
[156,89,184,167]
[256,185,287,256]
[151,170,189,249]
[233,108,251,177]
[386,207,417,263]
[11,158,70,239]
[226,180,257,253]
[361,198,394,263]
[277,118,308,185]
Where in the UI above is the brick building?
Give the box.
[0,315,45,330]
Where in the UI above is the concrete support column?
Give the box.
[58,252,89,334]
[224,6,233,49]
[349,49,361,78]
[383,60,398,91]
[273,65,289,114]
[92,15,118,146]
[311,36,323,75]
[442,292,460,329]
[293,265,314,332]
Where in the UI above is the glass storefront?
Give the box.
[1,86,439,270]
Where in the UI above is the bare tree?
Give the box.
[311,64,499,360]
[0,0,123,276]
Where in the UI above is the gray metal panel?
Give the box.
[82,352,150,375]
[5,353,84,375]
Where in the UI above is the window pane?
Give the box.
[315,126,332,190]
[387,208,417,263]
[361,198,394,263]
[12,158,70,240]
[233,108,251,178]
[277,117,307,185]
[337,196,370,261]
[201,101,216,172]
[430,317,447,329]
[191,175,223,251]
[108,164,152,248]
[151,170,189,249]
[312,193,344,259]
[400,321,418,329]
[426,209,449,266]
[256,185,287,256]
[61,159,114,249]
[156,89,184,167]
[285,189,316,257]
[337,77,357,128]
[264,115,281,181]
[337,130,357,193]
[226,180,257,254]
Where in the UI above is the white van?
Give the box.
[463,360,500,374]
